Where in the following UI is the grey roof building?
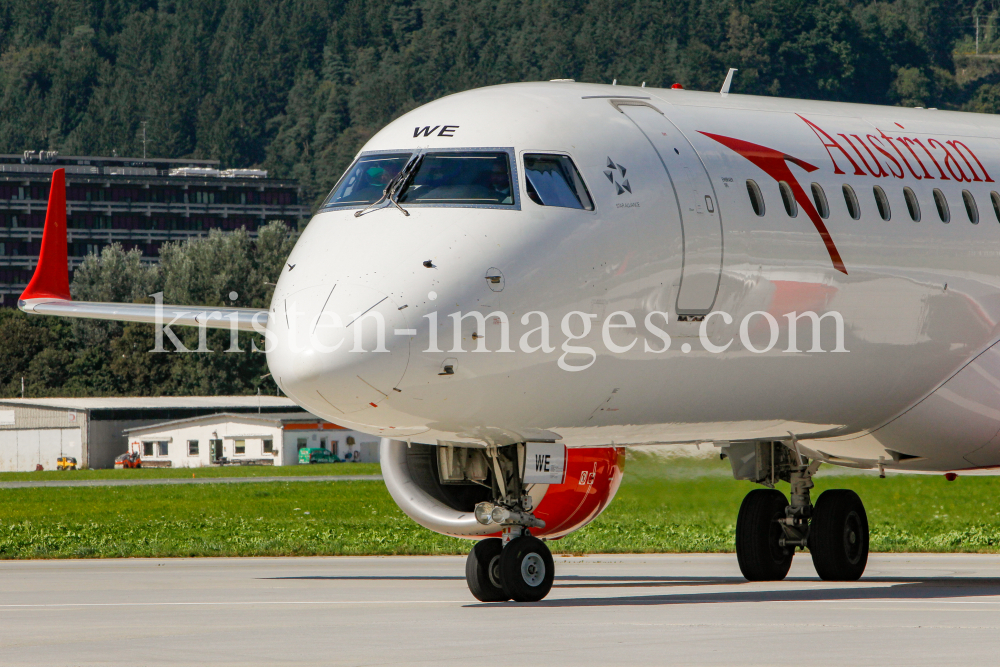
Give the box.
[0,396,306,471]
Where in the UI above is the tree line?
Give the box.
[0,222,294,397]
[0,0,997,397]
[0,0,995,210]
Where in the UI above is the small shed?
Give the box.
[123,412,379,467]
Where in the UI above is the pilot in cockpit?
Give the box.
[487,160,512,204]
[367,162,401,190]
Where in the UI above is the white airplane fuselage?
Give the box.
[266,81,1000,473]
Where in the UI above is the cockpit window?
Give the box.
[323,153,412,207]
[523,154,594,210]
[397,152,514,205]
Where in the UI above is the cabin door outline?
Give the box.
[614,100,724,316]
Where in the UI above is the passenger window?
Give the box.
[810,183,829,219]
[873,186,890,221]
[933,188,950,223]
[778,181,797,217]
[746,179,765,216]
[992,192,1000,223]
[842,184,860,220]
[904,187,921,222]
[523,154,593,210]
[963,190,979,224]
[399,152,515,206]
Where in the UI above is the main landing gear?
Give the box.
[726,439,870,582]
[464,444,555,602]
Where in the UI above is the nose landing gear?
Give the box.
[466,530,555,602]
[727,439,870,582]
[465,444,555,602]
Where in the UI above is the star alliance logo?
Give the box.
[604,157,631,195]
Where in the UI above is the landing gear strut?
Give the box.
[727,439,870,582]
[464,444,554,602]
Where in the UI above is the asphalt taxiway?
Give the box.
[2,553,999,666]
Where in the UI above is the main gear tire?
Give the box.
[809,489,869,581]
[736,488,794,581]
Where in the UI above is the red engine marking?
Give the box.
[532,446,626,539]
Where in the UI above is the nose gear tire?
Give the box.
[500,535,555,602]
[465,538,509,602]
[809,489,869,581]
[736,489,793,581]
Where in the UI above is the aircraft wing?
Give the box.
[17,169,268,333]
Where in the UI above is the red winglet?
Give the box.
[20,168,70,302]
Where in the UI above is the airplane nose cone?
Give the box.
[267,283,410,414]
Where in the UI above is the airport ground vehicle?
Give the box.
[56,456,77,470]
[20,79,1000,600]
[114,452,141,469]
[298,448,340,464]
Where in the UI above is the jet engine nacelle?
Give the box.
[380,439,625,539]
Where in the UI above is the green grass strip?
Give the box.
[1,454,999,558]
[0,462,380,481]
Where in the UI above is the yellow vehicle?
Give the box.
[56,456,77,471]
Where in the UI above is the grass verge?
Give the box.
[2,453,999,558]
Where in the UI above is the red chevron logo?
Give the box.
[699,131,847,275]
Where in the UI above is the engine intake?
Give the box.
[380,439,625,539]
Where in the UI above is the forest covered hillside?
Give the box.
[3,0,1000,397]
[2,0,999,210]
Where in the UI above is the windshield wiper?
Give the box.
[390,154,424,213]
[354,154,423,218]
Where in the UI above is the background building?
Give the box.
[0,151,310,303]
[125,412,379,468]
[0,396,307,471]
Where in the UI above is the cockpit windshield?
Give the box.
[322,150,516,210]
[323,153,412,208]
[397,152,514,206]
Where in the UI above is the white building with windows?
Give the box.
[123,412,379,467]
[0,396,305,471]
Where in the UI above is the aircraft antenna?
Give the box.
[720,68,738,96]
